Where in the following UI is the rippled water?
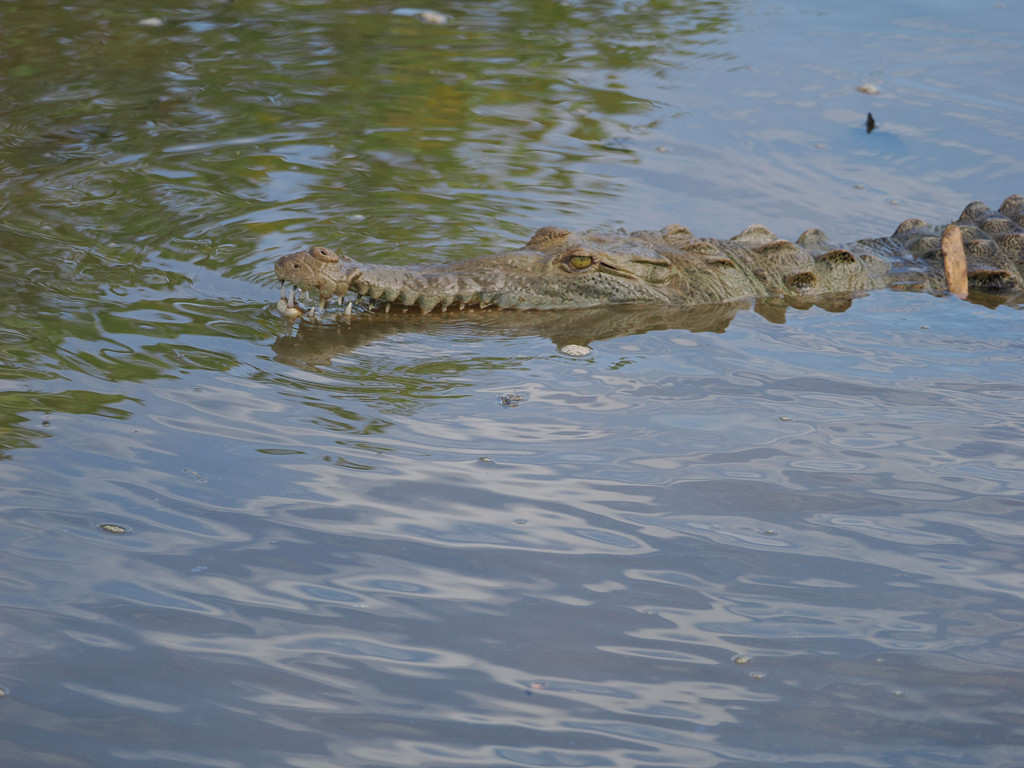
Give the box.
[2,1,1023,766]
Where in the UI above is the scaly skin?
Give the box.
[274,196,1024,315]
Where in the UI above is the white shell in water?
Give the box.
[559,344,591,357]
[416,10,449,24]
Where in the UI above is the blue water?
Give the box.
[1,1,1023,766]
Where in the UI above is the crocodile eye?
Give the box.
[565,252,595,271]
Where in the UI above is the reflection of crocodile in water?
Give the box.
[271,303,756,367]
[275,197,1024,315]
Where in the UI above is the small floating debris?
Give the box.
[138,17,165,27]
[392,9,450,25]
[857,83,880,95]
[732,654,752,665]
[559,344,591,357]
[416,10,450,25]
[98,524,127,535]
[600,137,635,153]
[497,393,528,408]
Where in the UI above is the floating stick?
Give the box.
[941,223,968,299]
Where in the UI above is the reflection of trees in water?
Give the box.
[0,390,130,458]
[0,0,735,272]
[0,0,736,450]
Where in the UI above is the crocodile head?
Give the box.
[275,225,685,313]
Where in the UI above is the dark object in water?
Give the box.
[275,197,1024,313]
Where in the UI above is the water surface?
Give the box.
[1,1,1023,766]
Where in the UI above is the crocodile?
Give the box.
[274,196,1024,316]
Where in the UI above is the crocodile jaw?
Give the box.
[274,243,677,314]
